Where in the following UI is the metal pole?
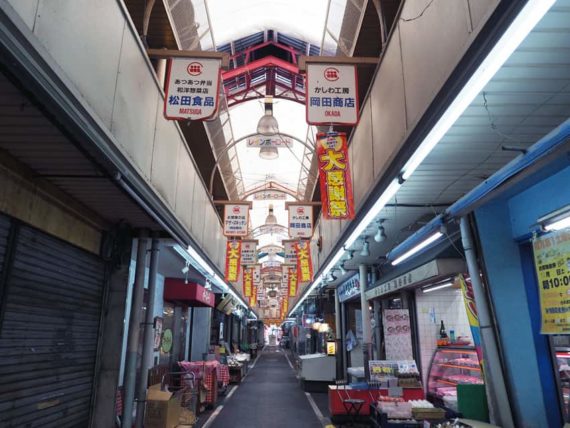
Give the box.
[334,288,342,380]
[135,235,160,428]
[171,306,183,365]
[122,232,149,428]
[370,269,381,360]
[359,264,373,380]
[460,217,515,428]
[340,302,347,377]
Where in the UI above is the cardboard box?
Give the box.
[144,384,182,428]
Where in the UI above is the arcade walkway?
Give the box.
[201,347,325,428]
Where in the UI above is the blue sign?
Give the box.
[338,274,360,302]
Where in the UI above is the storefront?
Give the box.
[364,258,489,416]
[337,274,364,376]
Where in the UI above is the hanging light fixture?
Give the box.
[257,97,279,159]
[374,220,387,243]
[360,238,370,257]
[265,204,277,224]
[339,262,347,275]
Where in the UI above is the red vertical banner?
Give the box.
[250,285,257,307]
[295,240,313,283]
[288,267,298,297]
[316,132,355,220]
[243,267,253,297]
[224,240,242,282]
[282,297,289,317]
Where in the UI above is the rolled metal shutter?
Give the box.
[0,214,10,274]
[0,224,105,427]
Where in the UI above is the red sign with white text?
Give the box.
[225,240,242,282]
[316,132,355,220]
[243,267,253,297]
[295,240,313,283]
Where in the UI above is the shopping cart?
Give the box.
[161,369,199,424]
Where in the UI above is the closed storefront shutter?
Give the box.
[0,221,105,427]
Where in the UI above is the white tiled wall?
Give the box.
[415,287,473,388]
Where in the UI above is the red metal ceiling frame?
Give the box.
[222,41,306,107]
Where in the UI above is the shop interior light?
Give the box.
[422,281,454,293]
[360,239,370,257]
[400,0,554,181]
[318,323,329,333]
[312,321,322,331]
[345,180,401,248]
[539,205,570,231]
[374,221,387,243]
[391,231,443,266]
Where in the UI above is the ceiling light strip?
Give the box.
[401,0,555,181]
[391,231,443,266]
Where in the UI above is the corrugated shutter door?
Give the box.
[0,225,105,427]
[0,214,10,274]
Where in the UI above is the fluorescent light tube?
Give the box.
[544,215,570,232]
[401,0,555,181]
[422,281,453,293]
[345,180,401,248]
[391,231,443,266]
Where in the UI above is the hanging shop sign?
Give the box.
[287,204,313,238]
[338,274,360,303]
[241,240,258,265]
[282,265,289,285]
[243,267,253,297]
[164,57,221,121]
[316,132,355,220]
[326,341,337,356]
[288,267,298,297]
[281,297,289,317]
[246,136,293,147]
[250,285,257,307]
[306,63,359,125]
[223,203,250,237]
[283,240,297,265]
[253,191,287,200]
[533,229,570,334]
[224,240,242,282]
[253,264,262,284]
[458,274,483,368]
[295,240,313,283]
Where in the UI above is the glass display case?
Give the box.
[427,346,484,411]
[555,347,570,420]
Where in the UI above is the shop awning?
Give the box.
[163,279,215,307]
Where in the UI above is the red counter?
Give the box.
[328,385,425,416]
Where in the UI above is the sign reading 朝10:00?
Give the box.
[533,228,570,334]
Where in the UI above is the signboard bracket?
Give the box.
[147,49,230,68]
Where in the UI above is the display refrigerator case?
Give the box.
[555,347,570,420]
[427,346,484,411]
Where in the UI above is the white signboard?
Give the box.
[283,240,297,265]
[241,240,257,265]
[246,136,293,147]
[288,205,313,238]
[253,264,262,284]
[164,57,221,121]
[223,204,249,237]
[253,191,287,201]
[306,63,359,125]
[282,265,289,284]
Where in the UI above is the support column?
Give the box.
[460,217,515,428]
[135,235,160,428]
[171,305,183,365]
[122,233,149,428]
[373,300,382,360]
[90,236,133,428]
[340,302,347,377]
[334,288,342,380]
[359,264,373,380]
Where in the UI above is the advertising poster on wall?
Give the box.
[533,229,570,334]
[383,309,413,360]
